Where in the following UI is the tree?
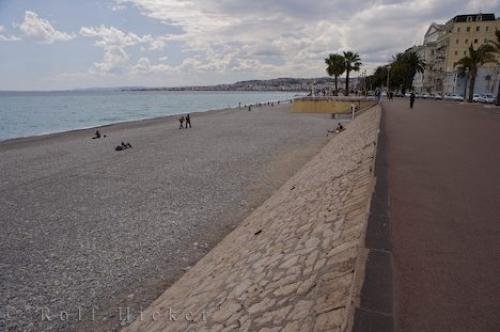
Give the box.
[325,53,345,93]
[401,51,425,91]
[343,51,362,95]
[390,51,425,93]
[455,44,496,102]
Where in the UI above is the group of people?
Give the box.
[375,89,416,109]
[115,141,132,151]
[178,114,192,129]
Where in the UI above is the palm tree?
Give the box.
[402,51,425,91]
[455,44,496,102]
[343,51,362,95]
[325,53,345,93]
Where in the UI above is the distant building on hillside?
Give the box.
[413,13,500,96]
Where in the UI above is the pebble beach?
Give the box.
[0,103,336,331]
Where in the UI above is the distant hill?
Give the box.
[123,77,359,92]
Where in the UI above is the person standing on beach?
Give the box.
[185,114,192,128]
[410,92,416,109]
[179,116,185,129]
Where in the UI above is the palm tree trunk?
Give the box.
[334,75,338,93]
[345,70,350,96]
[468,70,476,103]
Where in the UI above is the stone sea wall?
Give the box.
[292,97,377,114]
[123,106,381,332]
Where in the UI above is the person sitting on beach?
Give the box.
[115,141,132,151]
[185,114,192,128]
[179,116,185,129]
[336,122,345,132]
[92,130,101,139]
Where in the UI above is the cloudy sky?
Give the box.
[0,0,499,90]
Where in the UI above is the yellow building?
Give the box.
[419,13,500,95]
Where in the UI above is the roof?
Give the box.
[451,13,496,23]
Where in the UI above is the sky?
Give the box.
[0,0,499,90]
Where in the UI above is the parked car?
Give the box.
[472,94,482,102]
[444,94,464,101]
[477,94,496,103]
[434,94,444,100]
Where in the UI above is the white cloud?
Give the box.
[80,25,148,48]
[0,24,21,41]
[52,0,500,88]
[115,0,500,79]
[131,57,172,75]
[80,25,146,74]
[19,11,75,43]
[79,25,171,74]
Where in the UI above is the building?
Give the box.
[413,23,444,93]
[415,13,500,96]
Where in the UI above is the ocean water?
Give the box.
[0,90,300,141]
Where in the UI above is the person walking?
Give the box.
[179,116,185,129]
[410,92,416,109]
[185,113,192,128]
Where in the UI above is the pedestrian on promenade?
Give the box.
[185,114,192,128]
[410,92,416,109]
[248,105,252,112]
[375,88,382,103]
[179,116,185,129]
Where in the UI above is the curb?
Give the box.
[351,106,395,332]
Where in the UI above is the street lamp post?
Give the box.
[386,65,392,94]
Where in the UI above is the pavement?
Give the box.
[382,98,500,332]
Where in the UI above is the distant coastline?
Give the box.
[0,76,360,93]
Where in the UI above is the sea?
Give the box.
[0,90,301,141]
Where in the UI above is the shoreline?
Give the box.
[0,100,293,149]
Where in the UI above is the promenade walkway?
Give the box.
[383,99,500,331]
[123,107,381,331]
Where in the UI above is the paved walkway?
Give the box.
[122,108,381,331]
[383,99,500,332]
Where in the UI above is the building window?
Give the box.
[457,27,461,32]
[465,39,468,44]
[454,51,458,55]
[466,26,471,32]
[486,26,489,32]
[476,26,480,32]
[456,39,459,44]
[474,39,478,43]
